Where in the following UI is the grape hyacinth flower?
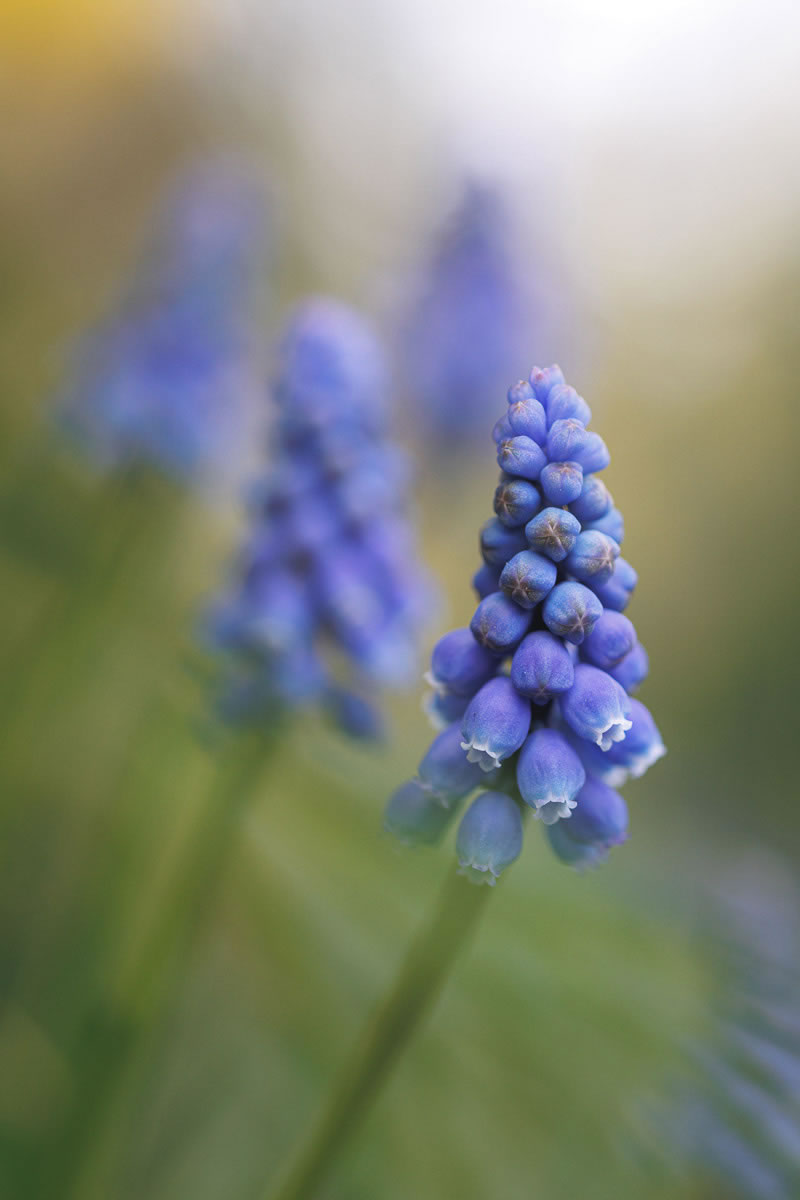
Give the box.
[59,159,266,482]
[386,365,665,877]
[210,298,431,738]
[403,183,528,447]
[657,857,800,1200]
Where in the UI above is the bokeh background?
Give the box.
[1,1,799,1197]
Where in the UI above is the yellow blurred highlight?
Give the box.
[0,0,171,72]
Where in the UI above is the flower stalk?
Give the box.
[267,870,492,1200]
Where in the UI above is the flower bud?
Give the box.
[542,581,603,644]
[423,688,470,730]
[607,642,649,693]
[507,380,535,404]
[569,474,612,524]
[586,506,624,544]
[493,478,542,527]
[529,363,565,404]
[428,628,498,696]
[470,591,532,655]
[591,557,637,611]
[480,517,529,567]
[472,562,501,599]
[564,531,620,584]
[418,721,491,803]
[580,611,637,670]
[499,550,557,609]
[510,631,575,703]
[545,383,591,426]
[546,418,590,463]
[492,412,513,443]
[569,777,628,848]
[516,728,585,824]
[560,662,632,749]
[546,821,608,869]
[456,790,524,885]
[326,688,383,740]
[244,570,314,652]
[496,435,547,480]
[461,676,531,771]
[507,397,547,444]
[525,506,581,562]
[384,780,456,846]
[574,431,610,473]
[539,461,584,505]
[602,699,666,784]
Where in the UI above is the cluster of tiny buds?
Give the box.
[208,298,431,739]
[59,161,264,480]
[386,364,665,882]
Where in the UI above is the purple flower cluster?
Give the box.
[404,183,526,446]
[210,298,431,738]
[386,365,665,880]
[59,160,265,481]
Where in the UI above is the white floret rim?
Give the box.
[461,737,503,773]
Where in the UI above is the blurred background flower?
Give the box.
[0,0,799,1197]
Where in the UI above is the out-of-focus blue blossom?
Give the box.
[209,298,431,738]
[656,856,800,1199]
[403,183,528,447]
[386,363,665,877]
[384,780,457,847]
[59,159,267,482]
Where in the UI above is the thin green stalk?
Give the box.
[37,729,276,1200]
[266,870,492,1200]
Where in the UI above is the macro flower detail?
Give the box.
[386,364,665,876]
[209,298,431,736]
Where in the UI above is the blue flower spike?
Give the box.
[389,363,665,876]
[209,298,430,736]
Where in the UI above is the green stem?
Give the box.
[38,730,275,1200]
[266,870,492,1200]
